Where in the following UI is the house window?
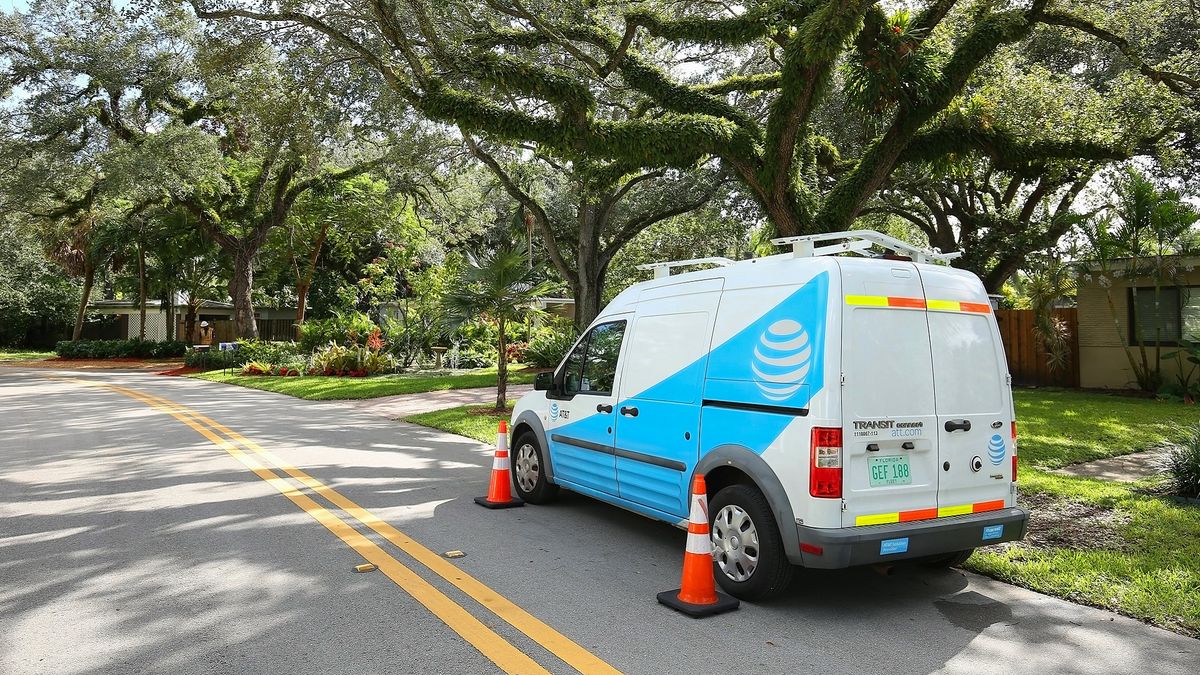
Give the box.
[1128,286,1199,346]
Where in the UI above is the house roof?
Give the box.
[1076,254,1200,273]
[90,299,236,311]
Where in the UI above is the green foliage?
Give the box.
[844,9,942,116]
[523,323,578,368]
[1153,424,1200,499]
[0,221,80,347]
[54,339,187,359]
[310,342,398,377]
[299,312,380,352]
[235,339,303,366]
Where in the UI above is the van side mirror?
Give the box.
[534,371,554,391]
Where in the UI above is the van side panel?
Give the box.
[614,285,721,516]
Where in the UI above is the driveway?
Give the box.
[1,368,1194,674]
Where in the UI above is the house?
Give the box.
[1076,255,1200,388]
[89,296,299,343]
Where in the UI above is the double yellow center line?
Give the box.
[58,378,619,675]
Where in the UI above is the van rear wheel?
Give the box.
[709,484,793,600]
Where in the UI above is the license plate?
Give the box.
[869,455,912,487]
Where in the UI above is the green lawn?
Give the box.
[191,367,535,400]
[0,349,54,362]
[1013,388,1197,468]
[405,403,513,444]
[968,469,1200,637]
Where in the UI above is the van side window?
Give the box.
[564,321,626,396]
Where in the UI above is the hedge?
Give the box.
[54,339,189,359]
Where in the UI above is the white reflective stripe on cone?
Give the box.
[493,455,510,470]
[689,493,708,525]
[685,532,712,555]
[496,433,508,451]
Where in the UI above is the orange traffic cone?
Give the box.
[657,473,739,617]
[474,420,524,509]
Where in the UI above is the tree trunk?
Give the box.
[496,316,507,411]
[184,295,198,345]
[295,283,309,325]
[137,243,147,340]
[72,264,95,341]
[572,210,605,332]
[165,288,175,341]
[229,249,259,339]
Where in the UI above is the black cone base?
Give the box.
[474,496,524,509]
[657,589,739,618]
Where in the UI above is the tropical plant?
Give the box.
[1163,339,1200,404]
[442,248,557,409]
[1023,257,1078,373]
[1153,424,1200,499]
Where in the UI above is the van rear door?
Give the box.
[917,266,1013,514]
[838,259,940,528]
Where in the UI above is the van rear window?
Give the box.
[928,312,1004,414]
[844,308,935,417]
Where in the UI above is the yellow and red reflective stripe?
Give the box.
[853,499,1005,527]
[844,295,991,314]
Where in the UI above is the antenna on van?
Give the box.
[771,230,963,265]
[636,257,735,279]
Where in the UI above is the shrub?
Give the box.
[184,348,238,370]
[55,339,188,359]
[1155,424,1200,499]
[448,344,494,369]
[505,341,527,364]
[310,341,397,376]
[524,328,577,368]
[299,312,380,352]
[236,339,302,366]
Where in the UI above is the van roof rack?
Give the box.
[636,256,735,279]
[771,230,962,265]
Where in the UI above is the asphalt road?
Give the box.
[1,367,1196,675]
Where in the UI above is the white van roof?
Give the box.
[604,231,968,318]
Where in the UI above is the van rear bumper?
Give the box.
[793,507,1028,568]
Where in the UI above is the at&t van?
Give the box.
[509,231,1028,599]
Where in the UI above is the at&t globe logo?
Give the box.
[549,401,560,421]
[988,433,1006,465]
[751,319,812,402]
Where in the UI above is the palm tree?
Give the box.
[443,248,557,410]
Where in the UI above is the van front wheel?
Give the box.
[709,484,793,600]
[511,431,558,504]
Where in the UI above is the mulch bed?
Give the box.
[157,366,204,376]
[999,491,1132,552]
[464,404,516,417]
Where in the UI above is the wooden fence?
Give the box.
[177,318,296,344]
[994,308,1080,388]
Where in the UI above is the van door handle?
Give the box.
[596,404,612,414]
[945,419,972,433]
[620,406,639,417]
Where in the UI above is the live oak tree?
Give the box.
[465,138,724,330]
[187,0,1198,242]
[3,1,427,338]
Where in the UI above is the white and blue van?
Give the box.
[510,231,1028,599]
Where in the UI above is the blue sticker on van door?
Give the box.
[880,538,909,555]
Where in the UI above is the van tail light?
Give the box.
[1011,420,1018,482]
[810,427,842,498]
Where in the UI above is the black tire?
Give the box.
[923,549,975,568]
[510,431,559,504]
[709,483,793,600]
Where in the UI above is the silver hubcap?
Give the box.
[514,443,540,493]
[712,505,760,582]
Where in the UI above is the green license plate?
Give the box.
[869,455,912,487]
